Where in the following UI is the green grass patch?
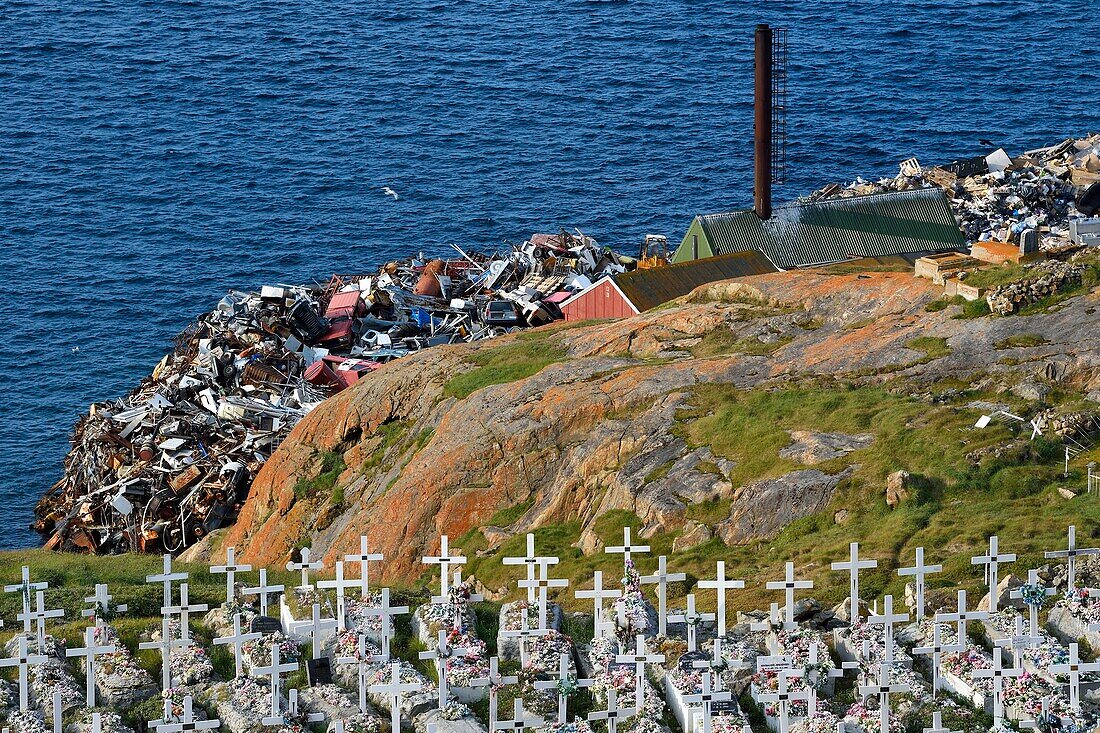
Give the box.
[487,498,535,527]
[691,329,792,358]
[994,333,1047,349]
[906,336,951,362]
[963,263,1028,289]
[294,450,347,501]
[444,335,568,400]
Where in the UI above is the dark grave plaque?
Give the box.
[678,651,709,672]
[307,657,333,687]
[250,616,283,635]
[712,700,739,714]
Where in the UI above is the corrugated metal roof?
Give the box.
[614,250,778,312]
[699,188,965,269]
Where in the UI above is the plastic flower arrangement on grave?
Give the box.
[1001,672,1057,718]
[208,597,258,630]
[914,618,959,646]
[502,599,549,631]
[440,701,473,720]
[369,659,428,688]
[3,709,50,733]
[712,712,750,733]
[1021,639,1068,670]
[344,712,384,733]
[669,665,704,694]
[314,683,350,707]
[589,635,618,670]
[556,673,581,698]
[94,627,153,688]
[293,586,323,611]
[941,648,993,691]
[844,701,903,733]
[527,630,574,673]
[790,711,840,733]
[1059,586,1100,625]
[29,662,82,711]
[242,631,301,668]
[776,628,835,685]
[226,675,274,716]
[168,637,214,685]
[76,710,130,733]
[1019,582,1050,608]
[345,591,385,633]
[279,709,317,733]
[162,687,189,718]
[612,560,650,638]
[545,720,595,733]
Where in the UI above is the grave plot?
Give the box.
[67,709,134,733]
[587,629,670,733]
[1048,587,1100,654]
[205,675,282,733]
[81,626,159,708]
[662,650,748,733]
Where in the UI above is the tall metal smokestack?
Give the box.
[754,23,773,220]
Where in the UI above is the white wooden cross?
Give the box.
[296,602,338,659]
[4,566,47,634]
[766,562,813,631]
[503,533,560,604]
[499,609,548,667]
[588,687,637,733]
[616,634,665,713]
[923,711,958,733]
[83,584,127,628]
[832,542,878,623]
[495,697,545,733]
[287,688,324,726]
[287,547,324,592]
[897,547,942,621]
[757,670,809,733]
[256,639,300,726]
[419,628,474,707]
[51,690,62,733]
[365,587,408,661]
[140,615,191,689]
[868,594,908,666]
[1010,568,1056,638]
[1049,642,1100,712]
[641,555,686,637]
[345,534,384,599]
[147,553,188,608]
[534,651,590,724]
[242,568,284,617]
[972,646,1022,726]
[337,633,383,713]
[211,546,252,604]
[1045,525,1100,591]
[686,669,733,733]
[20,589,65,653]
[90,713,102,733]
[422,534,466,597]
[486,656,519,732]
[971,535,1015,612]
[318,560,358,630]
[575,570,621,636]
[166,582,208,642]
[517,566,568,632]
[935,590,988,648]
[0,634,47,710]
[994,615,1041,667]
[1091,588,1100,633]
[913,622,963,698]
[213,612,261,678]
[370,661,422,733]
[153,694,221,733]
[698,561,745,638]
[66,625,115,707]
[668,593,714,653]
[858,662,910,733]
[605,526,650,568]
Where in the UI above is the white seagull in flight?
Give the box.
[381,186,398,200]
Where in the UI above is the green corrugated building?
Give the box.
[672,187,965,269]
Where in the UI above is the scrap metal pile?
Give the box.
[810,134,1100,248]
[34,230,633,555]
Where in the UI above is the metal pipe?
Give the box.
[754,23,773,220]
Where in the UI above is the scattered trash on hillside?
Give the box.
[34,230,634,555]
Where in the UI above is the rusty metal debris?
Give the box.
[35,231,636,555]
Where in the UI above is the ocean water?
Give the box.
[1,0,1097,549]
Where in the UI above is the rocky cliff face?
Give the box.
[210,270,1100,582]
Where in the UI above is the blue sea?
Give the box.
[1,0,1097,549]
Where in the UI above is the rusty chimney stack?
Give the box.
[754,23,773,220]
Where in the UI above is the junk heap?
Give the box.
[34,231,633,555]
[810,133,1100,250]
